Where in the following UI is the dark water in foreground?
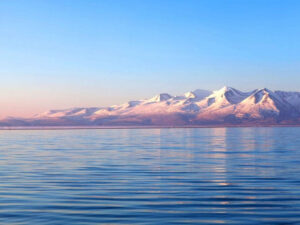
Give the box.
[0,128,300,224]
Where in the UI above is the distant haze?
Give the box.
[1,0,300,118]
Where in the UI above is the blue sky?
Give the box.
[0,0,299,117]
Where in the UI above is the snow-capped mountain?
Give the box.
[2,86,300,127]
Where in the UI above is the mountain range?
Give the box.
[2,86,300,127]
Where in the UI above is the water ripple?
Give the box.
[0,128,300,224]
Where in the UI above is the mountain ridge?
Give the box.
[2,86,300,127]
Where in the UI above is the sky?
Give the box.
[0,0,300,118]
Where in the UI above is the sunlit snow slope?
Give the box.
[2,87,300,126]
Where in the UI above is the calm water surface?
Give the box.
[0,128,300,224]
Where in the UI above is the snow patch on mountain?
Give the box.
[148,93,172,103]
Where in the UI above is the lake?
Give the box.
[0,128,300,224]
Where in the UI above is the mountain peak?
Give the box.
[257,88,272,93]
[219,86,234,92]
[213,86,240,95]
[184,91,197,99]
[149,93,172,102]
[209,86,247,104]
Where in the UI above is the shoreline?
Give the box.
[1,124,300,130]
